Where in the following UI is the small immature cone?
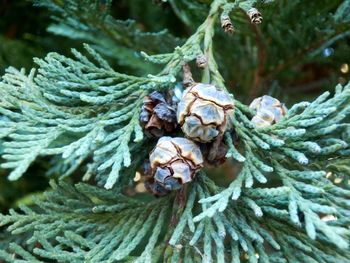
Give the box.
[196,54,208,69]
[247,8,263,24]
[249,95,287,128]
[148,137,203,194]
[220,14,234,33]
[140,91,177,137]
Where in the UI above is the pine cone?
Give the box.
[140,91,177,137]
[141,160,169,197]
[249,95,288,128]
[148,137,203,193]
[220,14,234,33]
[177,83,234,142]
[247,8,263,24]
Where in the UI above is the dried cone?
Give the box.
[247,8,263,24]
[148,137,203,193]
[142,160,169,197]
[140,91,177,137]
[220,14,234,33]
[177,83,234,143]
[249,95,288,128]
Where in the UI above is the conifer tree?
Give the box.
[0,0,350,262]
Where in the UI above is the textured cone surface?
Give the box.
[249,95,287,127]
[149,137,203,192]
[177,83,234,142]
[140,91,177,137]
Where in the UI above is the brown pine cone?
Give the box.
[140,91,177,137]
[141,160,169,197]
[148,137,203,193]
[177,83,235,143]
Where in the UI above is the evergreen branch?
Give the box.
[0,177,349,262]
[0,181,172,262]
[33,0,183,73]
[184,4,350,239]
[0,44,175,188]
[334,0,350,23]
[1,0,350,262]
[196,82,350,247]
[181,177,349,261]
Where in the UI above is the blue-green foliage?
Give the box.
[197,83,350,246]
[0,0,350,262]
[334,0,350,23]
[0,44,174,189]
[0,177,349,262]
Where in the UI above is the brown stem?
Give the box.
[182,64,194,88]
[248,23,266,101]
[207,133,224,162]
[170,185,187,227]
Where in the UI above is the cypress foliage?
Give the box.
[0,0,350,262]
